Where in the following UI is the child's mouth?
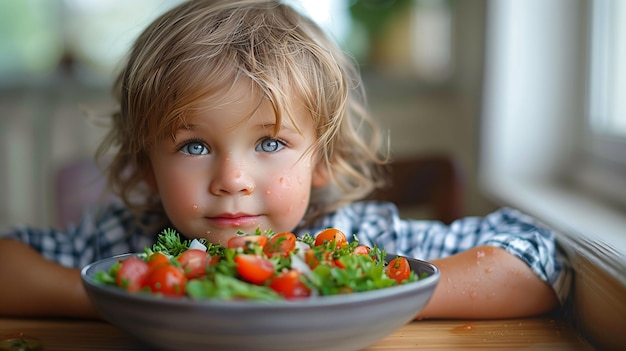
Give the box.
[208,213,260,227]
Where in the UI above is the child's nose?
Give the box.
[209,157,255,196]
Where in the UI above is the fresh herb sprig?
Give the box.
[147,228,207,256]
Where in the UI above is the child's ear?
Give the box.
[311,162,330,188]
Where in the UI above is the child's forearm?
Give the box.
[0,238,100,318]
[417,245,559,319]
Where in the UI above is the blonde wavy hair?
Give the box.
[97,0,388,226]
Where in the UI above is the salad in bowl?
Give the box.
[93,228,422,300]
[82,228,439,351]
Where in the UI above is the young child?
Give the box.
[0,0,568,319]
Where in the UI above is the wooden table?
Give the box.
[0,317,594,350]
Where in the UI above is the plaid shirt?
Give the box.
[2,200,571,304]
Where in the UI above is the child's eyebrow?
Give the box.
[173,121,197,131]
[169,123,197,141]
[172,122,299,135]
[259,123,303,137]
[259,122,294,131]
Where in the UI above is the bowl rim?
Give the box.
[81,253,440,309]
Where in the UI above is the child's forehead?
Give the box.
[175,84,310,134]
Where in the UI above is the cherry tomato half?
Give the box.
[142,264,187,297]
[305,249,339,269]
[234,254,274,285]
[147,252,170,270]
[304,249,321,269]
[353,245,371,256]
[116,257,150,292]
[263,232,297,258]
[227,235,268,250]
[177,249,210,279]
[269,270,311,299]
[386,257,411,284]
[314,228,347,247]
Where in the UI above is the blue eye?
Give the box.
[256,137,285,153]
[180,141,208,155]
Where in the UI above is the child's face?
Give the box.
[147,81,328,244]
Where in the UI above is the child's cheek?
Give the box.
[267,174,309,205]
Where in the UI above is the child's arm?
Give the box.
[333,203,569,319]
[0,238,99,318]
[417,245,559,319]
[0,201,160,318]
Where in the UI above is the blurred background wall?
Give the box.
[0,0,498,231]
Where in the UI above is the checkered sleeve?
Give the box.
[296,201,572,305]
[0,201,159,268]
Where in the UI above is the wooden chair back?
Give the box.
[54,158,113,228]
[367,154,465,224]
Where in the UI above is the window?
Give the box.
[480,0,626,259]
[588,0,626,144]
[575,0,626,208]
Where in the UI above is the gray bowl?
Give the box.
[81,253,439,351]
